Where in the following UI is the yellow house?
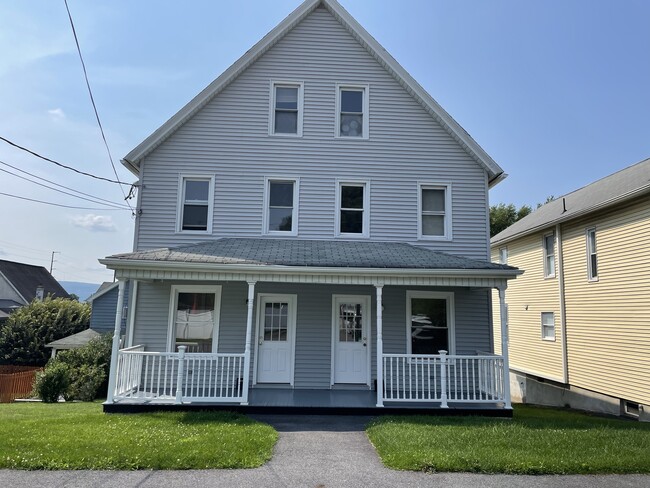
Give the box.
[491,158,650,420]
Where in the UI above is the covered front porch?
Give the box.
[100,238,520,414]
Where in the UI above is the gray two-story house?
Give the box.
[102,0,520,413]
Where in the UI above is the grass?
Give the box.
[0,402,278,470]
[366,405,650,474]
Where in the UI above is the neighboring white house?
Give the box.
[101,0,521,413]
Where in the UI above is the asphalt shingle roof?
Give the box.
[492,158,650,245]
[0,259,70,303]
[108,238,515,271]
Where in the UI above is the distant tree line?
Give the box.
[490,196,555,237]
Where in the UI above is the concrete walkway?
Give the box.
[1,414,648,487]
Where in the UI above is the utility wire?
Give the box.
[0,167,129,210]
[63,0,134,214]
[0,191,130,211]
[0,136,130,186]
[0,159,129,209]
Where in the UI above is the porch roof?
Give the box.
[100,239,520,287]
[106,238,515,270]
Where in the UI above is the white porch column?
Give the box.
[241,281,256,405]
[106,279,126,403]
[498,285,512,409]
[375,284,384,407]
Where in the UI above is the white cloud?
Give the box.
[71,214,117,232]
[48,108,66,120]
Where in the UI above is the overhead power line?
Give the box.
[63,0,134,213]
[0,191,130,211]
[0,136,130,186]
[0,160,130,209]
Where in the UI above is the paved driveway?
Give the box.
[1,414,648,487]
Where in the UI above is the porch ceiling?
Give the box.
[100,238,521,287]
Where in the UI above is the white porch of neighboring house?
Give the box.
[101,239,520,414]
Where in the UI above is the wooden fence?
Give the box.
[0,366,42,403]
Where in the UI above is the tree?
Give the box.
[490,203,532,237]
[0,297,91,366]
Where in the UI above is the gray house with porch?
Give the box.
[102,0,520,413]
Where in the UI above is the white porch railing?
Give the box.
[382,351,506,406]
[113,345,246,403]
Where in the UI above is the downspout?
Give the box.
[556,224,569,383]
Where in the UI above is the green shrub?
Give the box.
[65,364,106,402]
[33,362,71,403]
[57,334,112,399]
[0,297,91,366]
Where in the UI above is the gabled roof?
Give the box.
[86,281,118,303]
[0,259,70,303]
[492,158,650,245]
[102,238,518,274]
[122,0,505,186]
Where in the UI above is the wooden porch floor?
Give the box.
[104,388,511,417]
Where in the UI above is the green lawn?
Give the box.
[0,402,277,470]
[366,405,650,474]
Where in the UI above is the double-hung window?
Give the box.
[265,178,298,235]
[541,312,555,341]
[337,181,369,237]
[499,247,508,264]
[336,84,368,139]
[178,176,214,233]
[406,291,455,355]
[586,228,598,281]
[543,233,555,278]
[418,183,452,240]
[270,81,303,136]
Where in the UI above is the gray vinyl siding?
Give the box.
[89,284,129,334]
[130,281,491,389]
[135,6,490,260]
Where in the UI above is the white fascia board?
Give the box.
[121,0,321,172]
[99,257,522,280]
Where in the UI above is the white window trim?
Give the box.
[335,83,369,140]
[543,232,556,278]
[167,284,222,353]
[268,80,304,137]
[586,227,599,282]
[541,312,556,342]
[335,179,370,238]
[176,174,215,234]
[263,176,300,236]
[405,290,455,355]
[417,182,453,241]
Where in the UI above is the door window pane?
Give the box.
[339,303,363,343]
[264,302,289,342]
[410,297,448,354]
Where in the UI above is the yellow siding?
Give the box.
[491,233,564,380]
[562,199,650,405]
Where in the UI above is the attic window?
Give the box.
[336,84,368,139]
[270,81,303,136]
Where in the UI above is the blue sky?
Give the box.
[1,0,649,283]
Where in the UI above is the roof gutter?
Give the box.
[99,257,523,279]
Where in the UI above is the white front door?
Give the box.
[256,295,296,384]
[333,295,370,385]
